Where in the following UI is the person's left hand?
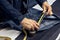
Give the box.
[42,1,53,15]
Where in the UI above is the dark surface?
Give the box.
[52,0,60,17]
[16,23,60,40]
[16,0,60,40]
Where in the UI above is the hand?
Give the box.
[42,1,53,15]
[21,18,39,31]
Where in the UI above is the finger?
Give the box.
[43,6,46,13]
[31,21,39,30]
[32,22,39,30]
[47,6,52,15]
[34,25,39,30]
[31,25,34,31]
[32,20,39,27]
[28,23,34,31]
[49,11,53,16]
[23,22,33,30]
[28,23,35,31]
[32,20,39,29]
[25,24,32,30]
[29,19,39,27]
[24,21,34,27]
[47,10,53,16]
[29,20,36,30]
[30,20,39,30]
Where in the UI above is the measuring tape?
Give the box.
[23,28,27,40]
[23,13,45,40]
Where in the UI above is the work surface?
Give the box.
[16,23,60,40]
[16,0,60,40]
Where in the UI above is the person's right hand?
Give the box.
[21,18,39,31]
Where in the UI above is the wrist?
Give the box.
[20,18,27,24]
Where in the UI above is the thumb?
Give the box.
[42,6,46,13]
[50,11,53,16]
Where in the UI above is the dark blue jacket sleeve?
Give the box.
[23,0,47,21]
[0,0,24,24]
[36,0,47,6]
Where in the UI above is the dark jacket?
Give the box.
[0,0,46,30]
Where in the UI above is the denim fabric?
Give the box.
[0,20,22,31]
[24,8,42,21]
[0,0,46,26]
[22,8,60,31]
[38,20,60,31]
[0,8,60,31]
[0,8,42,31]
[1,0,59,31]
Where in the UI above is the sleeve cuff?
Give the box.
[12,15,25,25]
[24,13,39,21]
